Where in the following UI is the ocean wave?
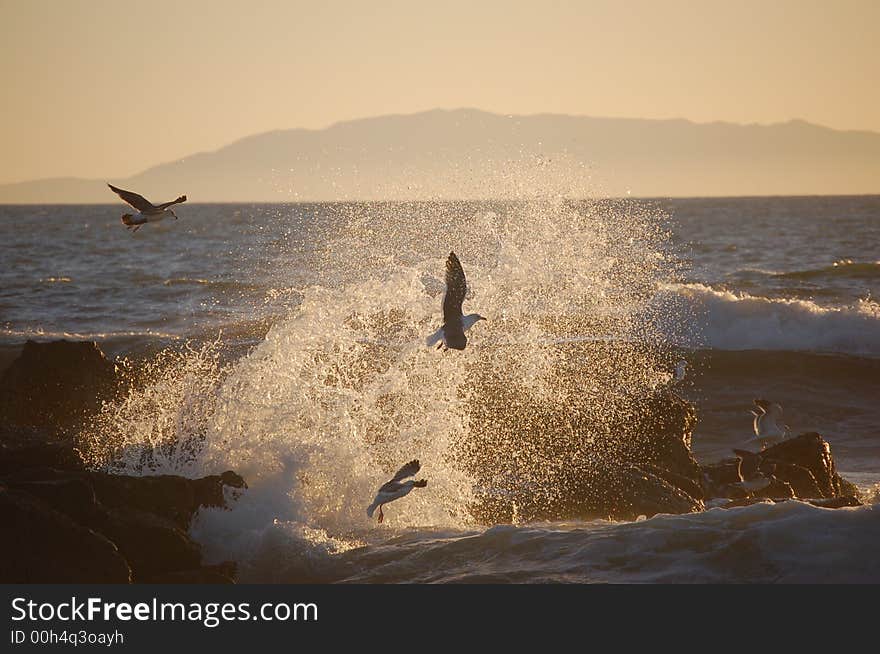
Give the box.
[190,500,880,583]
[777,260,880,281]
[667,283,880,356]
[0,327,182,342]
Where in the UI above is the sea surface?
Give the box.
[1,194,879,583]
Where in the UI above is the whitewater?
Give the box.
[2,191,879,583]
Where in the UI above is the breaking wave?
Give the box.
[667,283,880,356]
[79,187,694,575]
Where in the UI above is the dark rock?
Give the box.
[97,507,203,582]
[0,486,131,583]
[626,392,702,483]
[88,470,247,530]
[192,470,248,510]
[760,432,843,498]
[753,477,795,500]
[606,467,704,520]
[641,463,704,501]
[0,439,247,582]
[708,433,858,507]
[0,438,85,474]
[460,342,704,521]
[6,476,100,525]
[0,340,119,435]
[702,458,743,487]
[768,462,822,499]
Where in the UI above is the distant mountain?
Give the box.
[3,109,879,202]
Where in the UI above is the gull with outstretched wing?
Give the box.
[108,184,186,232]
[366,459,428,524]
[425,251,486,351]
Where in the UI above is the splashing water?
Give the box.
[79,171,691,577]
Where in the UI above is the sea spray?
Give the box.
[79,175,691,575]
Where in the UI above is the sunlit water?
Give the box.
[2,192,879,582]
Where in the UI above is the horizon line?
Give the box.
[3,192,880,208]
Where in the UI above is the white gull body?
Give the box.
[747,399,789,450]
[108,184,186,232]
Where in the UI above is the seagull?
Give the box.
[108,184,186,232]
[366,459,427,524]
[748,399,790,450]
[425,252,486,351]
[732,450,775,493]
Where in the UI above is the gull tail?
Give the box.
[413,479,427,488]
[425,327,444,348]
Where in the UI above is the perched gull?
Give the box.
[108,184,186,232]
[732,450,775,493]
[425,251,486,351]
[366,459,427,524]
[747,398,790,450]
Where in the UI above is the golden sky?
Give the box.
[1,0,878,184]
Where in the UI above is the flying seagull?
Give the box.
[366,459,427,524]
[748,398,790,450]
[425,252,486,351]
[108,184,186,232]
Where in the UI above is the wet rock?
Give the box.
[97,507,202,582]
[0,486,131,583]
[640,463,704,501]
[0,438,85,474]
[604,467,704,520]
[461,343,705,521]
[88,470,247,530]
[6,476,101,525]
[760,432,843,498]
[752,477,795,500]
[706,433,858,508]
[1,431,247,583]
[625,392,702,484]
[702,458,742,488]
[0,340,120,435]
[768,462,822,499]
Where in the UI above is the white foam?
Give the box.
[83,185,688,574]
[665,282,880,356]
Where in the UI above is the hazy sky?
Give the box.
[1,0,878,184]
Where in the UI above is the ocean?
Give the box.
[1,195,878,583]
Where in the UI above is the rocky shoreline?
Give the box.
[0,340,864,583]
[0,340,245,583]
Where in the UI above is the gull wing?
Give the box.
[442,252,466,325]
[390,459,421,482]
[108,184,155,212]
[155,195,188,210]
